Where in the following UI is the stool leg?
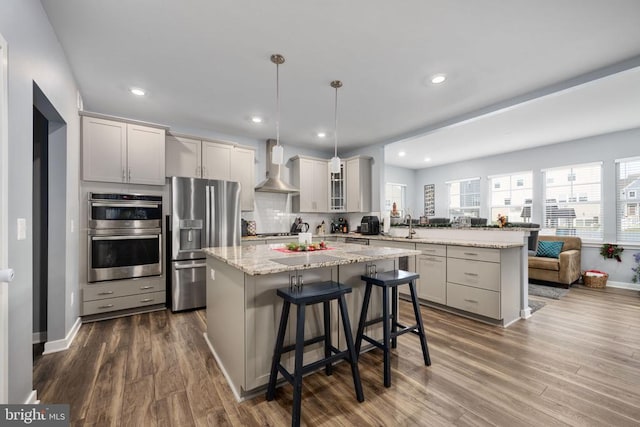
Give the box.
[355,283,372,356]
[267,300,291,401]
[408,280,431,366]
[382,285,391,387]
[292,303,306,427]
[323,300,332,376]
[391,285,398,349]
[338,295,364,402]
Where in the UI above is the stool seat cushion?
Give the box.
[277,281,352,304]
[361,269,419,287]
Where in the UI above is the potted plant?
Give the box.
[632,252,640,284]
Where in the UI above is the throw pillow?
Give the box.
[536,240,564,258]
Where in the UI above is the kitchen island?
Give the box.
[203,241,420,400]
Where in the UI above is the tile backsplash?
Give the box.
[243,192,379,235]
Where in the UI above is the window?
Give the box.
[385,183,406,218]
[543,163,602,240]
[489,172,532,223]
[616,157,640,242]
[447,177,480,218]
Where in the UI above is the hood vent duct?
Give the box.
[254,139,299,193]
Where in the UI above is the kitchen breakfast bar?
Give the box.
[203,230,530,400]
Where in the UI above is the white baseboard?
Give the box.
[203,332,244,403]
[24,390,38,404]
[607,280,640,291]
[32,331,47,344]
[43,317,81,355]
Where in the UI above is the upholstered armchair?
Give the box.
[528,235,582,288]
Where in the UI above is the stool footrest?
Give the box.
[280,335,326,354]
[361,335,384,350]
[275,350,351,386]
[394,323,420,338]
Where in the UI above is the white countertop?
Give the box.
[204,241,420,276]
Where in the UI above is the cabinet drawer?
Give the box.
[83,276,164,301]
[447,246,500,263]
[447,283,500,319]
[447,258,500,291]
[416,254,446,304]
[416,243,446,257]
[83,291,166,315]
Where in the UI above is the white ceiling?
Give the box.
[41,0,640,168]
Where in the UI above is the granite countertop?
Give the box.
[204,241,420,276]
[350,234,524,249]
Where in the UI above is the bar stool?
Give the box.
[266,281,364,427]
[355,269,431,388]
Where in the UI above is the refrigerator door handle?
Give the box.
[206,184,216,248]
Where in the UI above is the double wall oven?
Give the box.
[87,193,163,283]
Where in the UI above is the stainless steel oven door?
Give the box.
[88,228,162,282]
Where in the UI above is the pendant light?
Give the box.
[271,54,285,165]
[329,80,343,174]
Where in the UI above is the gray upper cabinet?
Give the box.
[346,156,372,212]
[291,156,329,213]
[165,134,255,211]
[82,116,165,185]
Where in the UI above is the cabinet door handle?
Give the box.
[464,299,478,304]
[122,168,126,182]
[464,272,479,277]
[128,168,131,182]
[140,298,154,303]
[98,304,114,309]
[140,286,154,290]
[202,167,207,178]
[98,291,114,295]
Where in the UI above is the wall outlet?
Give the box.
[210,269,215,280]
[70,219,75,233]
[17,218,26,240]
[70,291,74,307]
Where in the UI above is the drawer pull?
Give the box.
[140,298,154,303]
[140,286,154,290]
[98,291,114,295]
[423,249,436,252]
[464,272,479,277]
[98,304,114,309]
[463,252,478,256]
[464,299,478,304]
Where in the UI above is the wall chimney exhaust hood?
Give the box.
[255,139,299,193]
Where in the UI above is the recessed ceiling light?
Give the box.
[130,88,145,96]
[317,132,326,138]
[399,151,406,157]
[431,74,446,84]
[424,157,431,162]
[251,116,263,123]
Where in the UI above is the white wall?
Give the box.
[414,127,640,285]
[0,0,81,403]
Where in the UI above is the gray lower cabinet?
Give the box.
[82,275,165,315]
[416,243,447,304]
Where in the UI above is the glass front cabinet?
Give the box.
[329,162,345,212]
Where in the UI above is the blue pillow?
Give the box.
[536,240,564,258]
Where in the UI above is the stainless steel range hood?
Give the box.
[255,139,299,193]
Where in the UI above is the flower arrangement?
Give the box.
[632,252,640,283]
[600,243,624,262]
[497,213,507,228]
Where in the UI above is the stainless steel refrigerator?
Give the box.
[168,177,241,311]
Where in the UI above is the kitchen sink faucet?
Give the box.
[405,214,416,239]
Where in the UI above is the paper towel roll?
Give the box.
[0,268,15,283]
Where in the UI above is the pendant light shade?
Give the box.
[271,54,285,165]
[329,80,342,174]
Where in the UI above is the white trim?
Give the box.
[42,317,81,355]
[203,332,244,402]
[607,280,640,291]
[445,176,480,184]
[0,32,9,405]
[487,170,533,180]
[32,332,47,345]
[615,156,640,164]
[24,390,38,404]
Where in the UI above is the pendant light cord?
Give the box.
[276,62,280,147]
[334,84,338,157]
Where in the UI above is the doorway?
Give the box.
[32,83,67,360]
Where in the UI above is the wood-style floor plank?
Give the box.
[34,285,640,426]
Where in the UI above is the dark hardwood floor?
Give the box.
[34,285,640,426]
